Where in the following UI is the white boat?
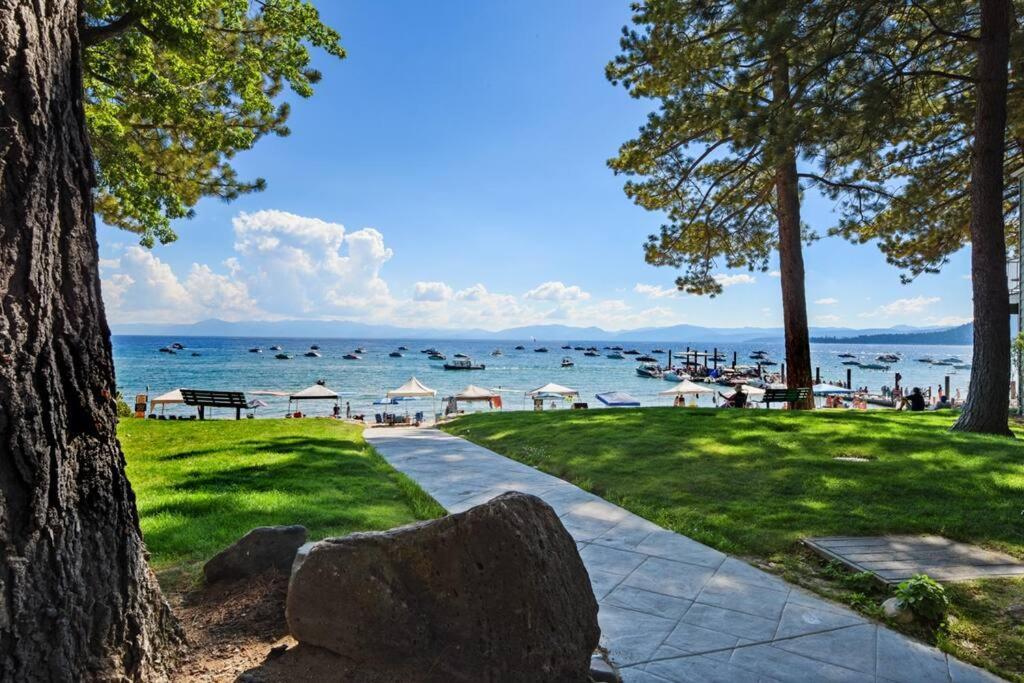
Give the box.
[561,357,574,368]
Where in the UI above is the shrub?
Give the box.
[115,392,133,418]
[894,574,949,625]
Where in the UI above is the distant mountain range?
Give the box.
[109,318,963,343]
[811,322,973,345]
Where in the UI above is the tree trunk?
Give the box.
[0,2,182,679]
[951,0,1013,436]
[771,52,814,409]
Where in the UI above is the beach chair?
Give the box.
[375,413,383,424]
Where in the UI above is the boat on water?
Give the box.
[953,363,972,370]
[420,348,437,354]
[428,352,446,361]
[248,346,262,353]
[915,357,934,363]
[636,364,663,379]
[310,344,320,350]
[561,345,572,350]
[710,353,726,362]
[389,351,403,358]
[860,363,889,370]
[444,358,485,370]
[354,347,367,354]
[191,352,201,357]
[838,353,856,359]
[490,348,503,356]
[931,360,953,366]
[607,352,625,359]
[514,345,525,350]
[573,346,585,351]
[158,346,174,353]
[561,357,575,368]
[534,347,549,353]
[841,360,861,366]
[453,352,469,359]
[304,350,321,358]
[941,356,962,363]
[270,345,283,351]
[636,355,657,362]
[343,353,361,360]
[663,369,690,382]
[624,349,640,355]
[275,353,292,360]
[398,346,408,351]
[652,349,665,354]
[171,342,185,350]
[876,353,900,363]
[611,346,624,351]
[584,350,600,357]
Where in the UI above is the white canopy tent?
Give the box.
[287,384,340,416]
[388,377,437,420]
[150,388,184,415]
[455,384,498,401]
[526,382,578,398]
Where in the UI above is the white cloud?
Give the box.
[633,283,682,299]
[814,297,839,305]
[412,281,453,302]
[861,296,941,318]
[814,314,842,324]
[713,273,756,287]
[768,271,781,278]
[524,281,590,301]
[926,315,972,326]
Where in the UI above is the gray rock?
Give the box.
[203,525,307,583]
[882,596,914,624]
[287,492,599,682]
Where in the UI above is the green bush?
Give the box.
[894,574,949,624]
[114,392,133,418]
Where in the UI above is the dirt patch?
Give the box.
[168,573,296,681]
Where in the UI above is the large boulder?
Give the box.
[204,525,307,583]
[286,492,599,682]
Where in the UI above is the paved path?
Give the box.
[365,428,1001,683]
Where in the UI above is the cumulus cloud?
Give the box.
[633,283,682,299]
[412,281,453,302]
[524,281,590,301]
[713,273,756,287]
[768,271,781,278]
[815,297,839,305]
[861,296,941,318]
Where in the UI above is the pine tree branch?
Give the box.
[82,12,139,47]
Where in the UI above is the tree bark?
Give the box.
[771,52,815,409]
[951,0,1013,436]
[0,1,182,679]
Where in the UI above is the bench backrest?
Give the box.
[180,389,248,408]
[762,387,811,403]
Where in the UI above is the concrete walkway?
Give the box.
[364,428,1001,683]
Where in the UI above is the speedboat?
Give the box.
[624,349,640,355]
[860,363,889,370]
[490,348,503,356]
[841,360,861,366]
[398,346,409,351]
[663,369,690,382]
[275,353,292,360]
[651,349,665,354]
[561,357,574,368]
[584,350,600,357]
[454,352,469,359]
[514,345,525,350]
[916,357,934,363]
[444,358,485,370]
[343,353,361,360]
[248,346,262,353]
[534,347,549,353]
[158,346,174,353]
[607,352,625,359]
[270,345,283,351]
[573,346,585,351]
[354,347,367,354]
[191,352,201,357]
[838,353,856,359]
[310,344,320,350]
[304,350,321,358]
[953,363,972,370]
[171,342,185,350]
[389,351,403,358]
[749,351,768,359]
[636,355,657,362]
[611,346,624,351]
[758,359,778,366]
[428,352,446,361]
[561,345,572,350]
[636,364,663,379]
[876,353,900,363]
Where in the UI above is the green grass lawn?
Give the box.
[119,418,444,585]
[442,408,1024,680]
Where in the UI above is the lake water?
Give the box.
[112,335,974,419]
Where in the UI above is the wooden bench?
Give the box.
[760,387,811,409]
[180,389,248,420]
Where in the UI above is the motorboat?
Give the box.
[953,363,972,370]
[607,352,625,359]
[453,352,469,359]
[171,342,185,350]
[158,346,174,353]
[838,353,856,359]
[611,346,624,351]
[491,349,503,356]
[398,346,409,351]
[534,347,549,353]
[624,349,640,355]
[304,350,321,358]
[444,358,485,370]
[561,345,572,350]
[191,352,201,357]
[584,350,600,357]
[354,347,367,354]
[573,346,585,351]
[310,344,320,350]
[389,351,403,358]
[428,352,446,361]
[248,346,262,353]
[343,353,361,360]
[636,355,657,362]
[663,369,690,382]
[421,348,437,354]
[514,345,526,350]
[915,357,934,363]
[860,363,889,370]
[841,360,861,366]
[757,360,778,366]
[876,353,901,363]
[749,351,768,359]
[636,364,663,379]
[275,353,292,360]
[270,345,283,351]
[561,357,575,368]
[651,349,665,354]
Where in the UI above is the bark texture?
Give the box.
[0,1,182,680]
[952,0,1013,435]
[771,52,814,409]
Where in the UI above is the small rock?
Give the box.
[203,525,307,583]
[883,596,914,624]
[287,492,599,681]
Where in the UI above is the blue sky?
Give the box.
[96,0,973,331]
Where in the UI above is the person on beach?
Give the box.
[345,401,351,418]
[718,386,747,408]
[898,387,926,411]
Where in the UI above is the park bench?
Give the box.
[759,386,811,409]
[180,389,248,420]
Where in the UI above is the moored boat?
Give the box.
[534,347,549,353]
[248,346,262,353]
[561,357,574,367]
[343,353,361,360]
[636,355,657,362]
[389,351,403,358]
[428,352,446,361]
[636,364,663,379]
[607,352,625,359]
[270,345,283,351]
[444,358,485,370]
[584,350,600,357]
[490,348,503,356]
[514,345,525,350]
[275,353,292,360]
[304,350,321,358]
